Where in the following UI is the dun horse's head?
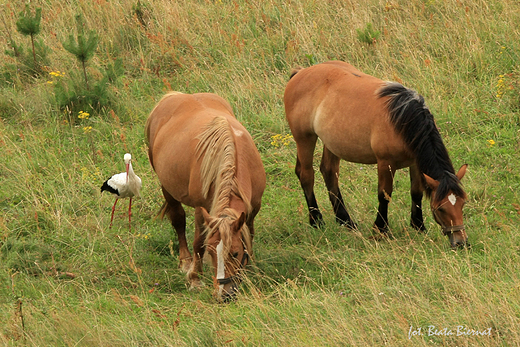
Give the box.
[201,208,250,302]
[424,164,468,250]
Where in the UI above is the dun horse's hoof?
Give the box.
[339,219,357,230]
[370,225,394,240]
[411,221,427,232]
[310,214,324,228]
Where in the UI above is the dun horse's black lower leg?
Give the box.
[374,191,391,233]
[304,191,324,228]
[409,165,426,231]
[410,192,426,231]
[320,147,356,229]
[374,162,396,234]
[295,140,324,228]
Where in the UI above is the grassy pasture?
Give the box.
[1,0,520,345]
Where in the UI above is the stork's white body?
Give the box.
[101,153,142,229]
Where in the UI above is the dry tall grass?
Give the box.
[1,0,520,345]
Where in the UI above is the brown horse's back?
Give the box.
[146,92,264,210]
[284,61,412,166]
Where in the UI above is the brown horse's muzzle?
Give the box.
[215,251,249,302]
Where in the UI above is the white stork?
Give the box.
[101,153,142,230]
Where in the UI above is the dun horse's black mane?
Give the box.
[378,82,465,201]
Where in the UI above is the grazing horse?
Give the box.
[145,92,266,301]
[284,61,468,249]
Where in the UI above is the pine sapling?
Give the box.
[62,14,98,90]
[15,4,42,69]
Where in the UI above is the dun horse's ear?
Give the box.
[232,212,246,233]
[423,173,439,190]
[456,164,468,181]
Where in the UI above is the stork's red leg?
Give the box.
[128,197,133,231]
[110,198,119,228]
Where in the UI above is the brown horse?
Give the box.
[145,92,266,301]
[284,61,468,249]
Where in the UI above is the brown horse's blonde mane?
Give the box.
[196,116,252,254]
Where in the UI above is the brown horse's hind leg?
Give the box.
[374,162,396,234]
[294,134,323,227]
[409,165,426,231]
[187,207,205,289]
[320,146,356,229]
[162,187,192,273]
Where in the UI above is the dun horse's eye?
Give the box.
[232,252,239,259]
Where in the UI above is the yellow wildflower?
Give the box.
[78,111,90,119]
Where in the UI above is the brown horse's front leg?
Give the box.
[162,188,192,272]
[320,146,356,229]
[294,135,323,227]
[187,207,205,290]
[374,162,396,234]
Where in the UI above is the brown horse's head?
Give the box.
[201,208,250,302]
[424,164,468,249]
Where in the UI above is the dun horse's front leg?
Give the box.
[374,162,396,234]
[409,165,426,231]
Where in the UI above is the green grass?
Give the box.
[1,0,520,345]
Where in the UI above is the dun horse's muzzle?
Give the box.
[443,225,469,249]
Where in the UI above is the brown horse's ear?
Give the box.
[456,164,468,180]
[232,212,246,233]
[423,173,439,190]
[200,207,213,226]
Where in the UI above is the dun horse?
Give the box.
[146,92,266,301]
[284,61,468,249]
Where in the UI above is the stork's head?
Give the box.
[124,153,132,182]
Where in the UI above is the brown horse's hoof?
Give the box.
[188,278,204,291]
[179,258,192,273]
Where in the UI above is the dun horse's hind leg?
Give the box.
[294,134,323,227]
[320,146,356,229]
[162,188,192,273]
[374,161,396,234]
[409,165,426,231]
[187,207,205,289]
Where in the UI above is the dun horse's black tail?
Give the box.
[378,82,464,200]
[289,66,303,80]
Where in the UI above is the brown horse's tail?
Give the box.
[289,66,303,80]
[155,201,169,220]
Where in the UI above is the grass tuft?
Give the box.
[0,0,519,345]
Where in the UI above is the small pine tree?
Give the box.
[356,23,381,45]
[62,14,98,90]
[103,58,125,84]
[15,4,42,69]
